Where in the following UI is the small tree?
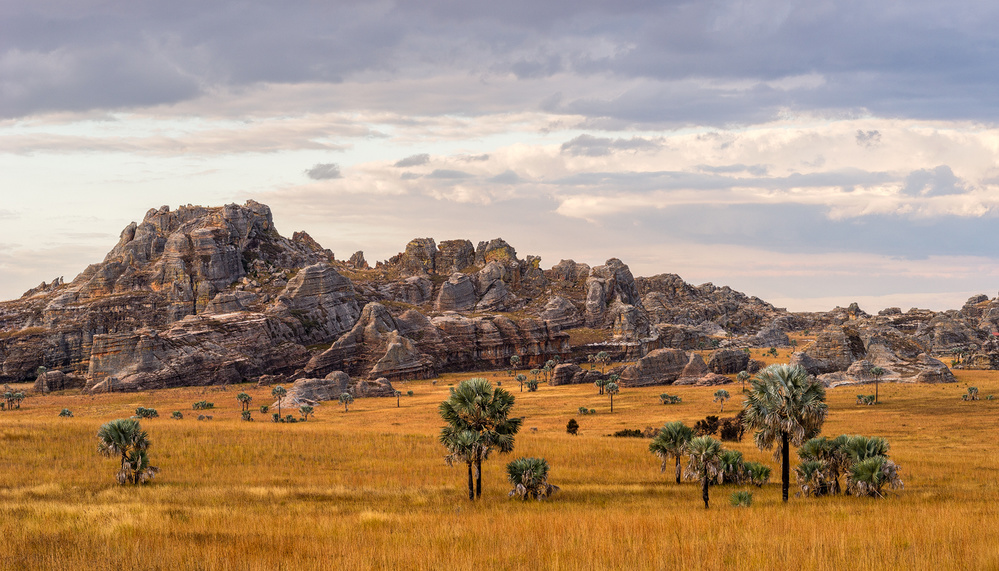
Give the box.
[339,392,354,412]
[870,366,886,404]
[300,405,314,421]
[595,378,608,395]
[516,374,527,393]
[596,351,610,373]
[649,421,695,484]
[526,379,539,392]
[606,382,620,412]
[394,390,402,407]
[685,436,723,509]
[171,411,183,420]
[271,386,287,418]
[96,419,159,485]
[241,411,252,421]
[510,355,521,370]
[737,371,750,393]
[237,392,252,412]
[58,408,73,418]
[506,457,559,501]
[566,419,579,435]
[713,389,731,412]
[745,462,771,487]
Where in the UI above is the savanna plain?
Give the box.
[2,348,997,570]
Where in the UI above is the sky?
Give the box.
[2,0,999,312]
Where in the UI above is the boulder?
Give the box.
[549,363,583,386]
[539,296,583,330]
[33,370,85,392]
[707,349,750,374]
[695,373,731,387]
[435,274,477,312]
[679,353,709,381]
[618,348,688,387]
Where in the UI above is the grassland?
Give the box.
[1,366,998,570]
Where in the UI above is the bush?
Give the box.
[406,390,414,397]
[612,428,643,438]
[694,415,720,436]
[192,401,214,410]
[730,490,753,507]
[259,405,269,413]
[134,407,158,419]
[272,413,281,423]
[285,414,297,423]
[856,394,876,405]
[719,416,744,442]
[58,408,73,418]
[241,411,252,421]
[659,393,682,405]
[577,406,589,415]
[566,419,579,435]
[171,411,183,420]
[589,409,596,415]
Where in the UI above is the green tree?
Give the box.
[713,389,731,412]
[271,386,287,418]
[566,418,579,435]
[58,408,73,418]
[685,436,723,509]
[717,449,745,484]
[299,405,314,421]
[339,392,354,412]
[737,371,750,393]
[847,455,903,498]
[516,374,527,393]
[440,429,481,501]
[743,363,828,503]
[506,457,559,501]
[96,419,159,485]
[870,366,886,404]
[594,378,608,395]
[237,392,252,412]
[438,378,523,500]
[744,462,771,487]
[510,355,521,370]
[606,382,620,412]
[394,390,402,408]
[596,351,610,373]
[649,421,695,484]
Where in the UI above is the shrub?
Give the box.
[58,408,73,418]
[285,414,297,423]
[719,415,745,442]
[659,393,682,405]
[577,406,589,415]
[566,419,579,435]
[589,409,596,415]
[259,405,269,413]
[171,411,183,420]
[856,394,876,405]
[694,415,720,436]
[272,413,281,423]
[730,490,753,507]
[134,407,159,419]
[241,411,252,421]
[613,428,643,438]
[192,401,214,410]
[526,379,539,392]
[506,457,559,501]
[406,390,414,397]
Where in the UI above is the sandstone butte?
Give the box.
[4,200,996,398]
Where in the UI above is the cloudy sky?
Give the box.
[2,0,999,311]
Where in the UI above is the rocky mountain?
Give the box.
[0,200,987,392]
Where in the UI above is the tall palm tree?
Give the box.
[236,392,252,412]
[649,421,694,484]
[516,374,527,392]
[743,363,828,502]
[685,436,723,509]
[271,386,287,418]
[870,366,886,404]
[606,382,620,412]
[439,428,482,501]
[438,378,523,500]
[96,419,159,485]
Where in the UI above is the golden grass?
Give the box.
[2,370,999,569]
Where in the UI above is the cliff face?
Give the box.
[0,201,981,390]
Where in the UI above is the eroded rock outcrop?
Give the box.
[618,348,688,387]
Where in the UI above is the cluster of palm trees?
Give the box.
[796,435,903,498]
[2,387,25,411]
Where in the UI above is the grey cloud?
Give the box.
[696,164,769,176]
[902,165,966,196]
[458,154,490,162]
[856,130,882,147]
[551,167,892,193]
[394,154,430,167]
[560,134,662,157]
[488,170,523,184]
[304,163,341,180]
[400,172,421,180]
[427,169,473,179]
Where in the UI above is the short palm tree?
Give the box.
[438,378,523,500]
[236,392,252,412]
[713,389,731,412]
[685,436,724,509]
[848,455,903,498]
[649,421,695,484]
[271,386,287,418]
[299,405,314,421]
[737,370,750,392]
[743,363,828,502]
[339,392,354,412]
[717,449,745,484]
[744,462,771,487]
[394,390,402,407]
[516,374,527,392]
[506,457,559,501]
[96,418,159,485]
[795,459,828,497]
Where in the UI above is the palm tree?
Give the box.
[847,455,903,498]
[606,382,619,412]
[795,460,828,497]
[870,366,886,404]
[96,419,159,485]
[744,462,771,487]
[339,392,354,412]
[649,421,694,484]
[440,428,481,501]
[594,378,607,395]
[299,405,314,421]
[717,449,745,484]
[685,436,723,509]
[737,371,750,393]
[713,389,731,412]
[596,351,610,373]
[516,374,527,392]
[438,378,523,500]
[743,363,828,502]
[271,386,287,418]
[510,355,521,370]
[236,392,252,412]
[506,457,560,501]
[394,390,402,407]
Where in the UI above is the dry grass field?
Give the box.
[1,364,998,570]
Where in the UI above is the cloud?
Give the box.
[426,169,473,179]
[856,129,882,147]
[901,165,967,197]
[394,153,430,167]
[560,134,662,156]
[304,163,341,180]
[488,170,523,184]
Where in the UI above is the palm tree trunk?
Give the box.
[610,394,614,413]
[875,380,879,404]
[702,472,710,508]
[674,456,682,484]
[781,432,790,502]
[466,462,474,501]
[475,460,482,499]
